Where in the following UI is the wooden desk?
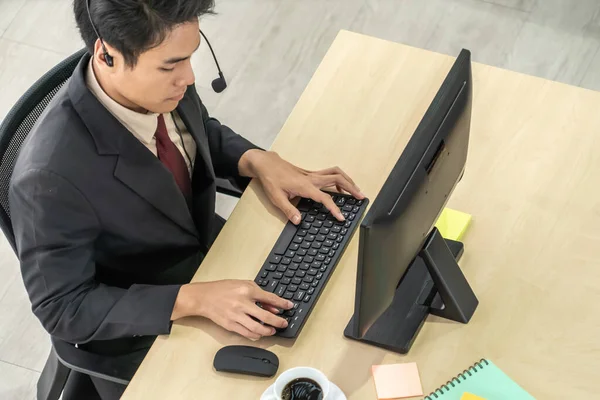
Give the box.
[123,30,600,399]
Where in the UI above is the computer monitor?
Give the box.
[344,49,478,354]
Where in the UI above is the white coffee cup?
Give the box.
[268,367,330,400]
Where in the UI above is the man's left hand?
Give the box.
[238,150,365,225]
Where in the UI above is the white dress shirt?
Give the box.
[86,59,197,176]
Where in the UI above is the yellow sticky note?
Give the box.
[461,393,486,400]
[371,363,423,399]
[435,208,472,241]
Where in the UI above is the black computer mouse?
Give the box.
[213,345,279,377]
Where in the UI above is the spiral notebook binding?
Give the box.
[424,359,490,400]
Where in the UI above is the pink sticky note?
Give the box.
[371,363,423,399]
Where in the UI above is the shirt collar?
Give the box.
[86,58,159,145]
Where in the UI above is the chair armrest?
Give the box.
[215,177,243,198]
[51,337,146,385]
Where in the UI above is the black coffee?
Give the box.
[281,378,323,400]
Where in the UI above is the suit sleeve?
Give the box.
[198,98,263,190]
[9,169,181,344]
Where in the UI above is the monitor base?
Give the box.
[343,228,477,354]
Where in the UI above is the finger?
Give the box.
[263,305,282,314]
[270,188,302,225]
[254,287,294,310]
[246,304,288,329]
[317,166,357,187]
[313,190,344,221]
[314,174,362,199]
[227,321,261,340]
[239,315,277,337]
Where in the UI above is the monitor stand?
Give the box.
[343,228,479,354]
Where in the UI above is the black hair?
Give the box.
[74,0,215,67]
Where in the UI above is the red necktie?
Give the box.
[155,114,192,199]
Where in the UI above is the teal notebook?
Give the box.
[425,359,535,400]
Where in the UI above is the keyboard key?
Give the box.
[320,266,327,272]
[276,285,287,297]
[265,264,277,272]
[336,236,343,243]
[297,249,307,256]
[346,198,356,205]
[277,265,287,272]
[293,256,303,263]
[274,272,283,280]
[282,257,291,265]
[300,263,310,271]
[293,303,300,310]
[306,235,316,242]
[319,248,329,254]
[285,270,295,278]
[316,235,326,242]
[303,256,314,263]
[309,209,318,215]
[311,241,322,249]
[295,271,306,278]
[301,241,311,249]
[341,228,348,235]
[308,249,318,256]
[301,222,311,230]
[308,268,318,276]
[269,255,282,264]
[297,230,307,237]
[294,291,306,302]
[317,213,327,221]
[357,199,364,206]
[283,292,294,300]
[257,279,266,286]
[304,295,311,303]
[312,280,319,287]
[261,271,268,278]
[342,212,349,219]
[328,233,338,240]
[300,283,310,290]
[345,221,352,228]
[268,281,278,292]
[293,236,303,244]
[303,276,314,283]
[282,277,291,285]
[353,206,360,213]
[324,239,334,247]
[288,285,299,292]
[308,287,315,295]
[289,263,299,271]
[285,250,295,258]
[333,243,339,250]
[284,310,296,317]
[349,213,356,221]
[342,205,353,212]
[316,254,325,262]
[332,225,341,233]
[308,227,319,235]
[273,226,297,255]
[304,215,315,223]
[328,251,335,257]
[313,221,323,228]
[324,220,333,228]
[319,227,330,235]
[325,257,332,265]
[316,273,323,280]
[292,277,302,285]
[336,197,346,206]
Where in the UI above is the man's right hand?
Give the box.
[171,280,294,340]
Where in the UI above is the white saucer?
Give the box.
[260,380,346,400]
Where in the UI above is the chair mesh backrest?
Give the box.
[0,49,87,251]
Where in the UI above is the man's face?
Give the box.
[106,20,200,114]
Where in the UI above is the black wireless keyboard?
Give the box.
[254,192,369,338]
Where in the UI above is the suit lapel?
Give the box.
[113,133,199,237]
[176,92,215,181]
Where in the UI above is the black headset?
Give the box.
[85,0,227,93]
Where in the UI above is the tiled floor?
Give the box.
[1,0,599,397]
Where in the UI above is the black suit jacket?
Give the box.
[9,53,259,353]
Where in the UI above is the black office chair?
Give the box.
[0,49,243,400]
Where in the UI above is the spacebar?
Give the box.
[272,224,297,255]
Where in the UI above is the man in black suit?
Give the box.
[9,0,363,398]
